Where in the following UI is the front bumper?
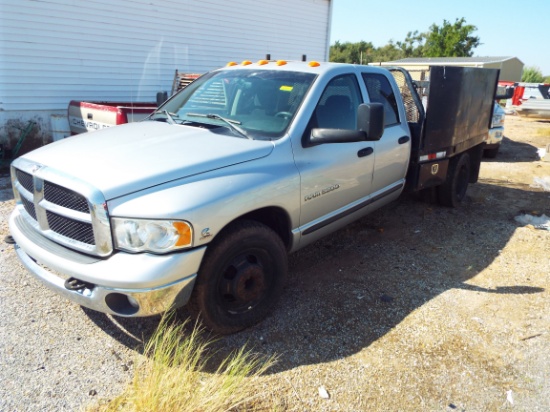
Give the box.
[486,126,504,147]
[9,209,206,317]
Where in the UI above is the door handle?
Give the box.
[398,136,410,144]
[358,147,373,157]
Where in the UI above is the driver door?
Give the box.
[293,73,375,241]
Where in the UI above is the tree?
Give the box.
[330,41,375,64]
[423,18,480,57]
[371,41,403,63]
[329,17,481,64]
[522,66,544,83]
[395,31,425,57]
[348,41,375,64]
[330,40,349,63]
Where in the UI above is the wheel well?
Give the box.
[231,207,292,251]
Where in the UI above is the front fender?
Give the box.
[107,156,300,248]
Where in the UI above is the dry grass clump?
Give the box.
[536,127,550,138]
[89,315,276,412]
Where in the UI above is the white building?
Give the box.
[0,0,332,156]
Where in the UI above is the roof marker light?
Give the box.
[309,61,321,67]
[257,60,269,65]
[226,61,238,66]
[242,60,252,66]
[276,60,287,66]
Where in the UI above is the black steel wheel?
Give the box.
[438,152,471,207]
[187,220,287,334]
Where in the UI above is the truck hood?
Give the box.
[22,121,274,199]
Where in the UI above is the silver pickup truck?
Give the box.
[9,61,498,333]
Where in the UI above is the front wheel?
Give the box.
[437,152,471,207]
[187,220,287,334]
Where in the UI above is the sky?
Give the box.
[330,0,550,75]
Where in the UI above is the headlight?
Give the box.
[112,218,193,253]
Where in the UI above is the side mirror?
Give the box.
[357,103,384,141]
[495,87,514,101]
[156,91,168,107]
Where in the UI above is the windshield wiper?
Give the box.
[149,110,181,124]
[186,113,252,139]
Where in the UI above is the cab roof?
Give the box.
[217,59,388,76]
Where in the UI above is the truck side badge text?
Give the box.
[304,184,340,202]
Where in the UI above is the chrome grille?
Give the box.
[44,181,89,213]
[16,169,34,193]
[46,211,95,245]
[11,159,113,256]
[21,196,37,220]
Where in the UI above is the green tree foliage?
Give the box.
[395,31,425,58]
[330,41,403,64]
[522,66,545,83]
[423,18,480,57]
[330,17,480,63]
[374,41,403,63]
[330,40,375,64]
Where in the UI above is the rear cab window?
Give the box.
[361,73,400,127]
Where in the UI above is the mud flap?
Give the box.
[467,143,484,183]
[416,159,449,190]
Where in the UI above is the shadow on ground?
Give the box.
[86,181,549,373]
[484,136,542,163]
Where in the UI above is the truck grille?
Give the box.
[44,181,90,213]
[46,210,95,245]
[21,196,37,220]
[16,169,34,193]
[11,160,113,256]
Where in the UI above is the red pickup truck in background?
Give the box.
[67,72,201,134]
[67,101,158,134]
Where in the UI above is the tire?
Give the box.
[437,152,471,207]
[483,146,500,158]
[187,220,287,334]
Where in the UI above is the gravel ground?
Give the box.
[1,115,549,411]
[0,180,149,411]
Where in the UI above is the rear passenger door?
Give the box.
[361,72,411,195]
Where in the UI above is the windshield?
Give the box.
[155,69,316,139]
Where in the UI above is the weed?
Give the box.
[89,314,276,412]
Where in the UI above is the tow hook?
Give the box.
[64,277,94,292]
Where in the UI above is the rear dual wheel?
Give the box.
[187,220,287,334]
[437,152,471,207]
